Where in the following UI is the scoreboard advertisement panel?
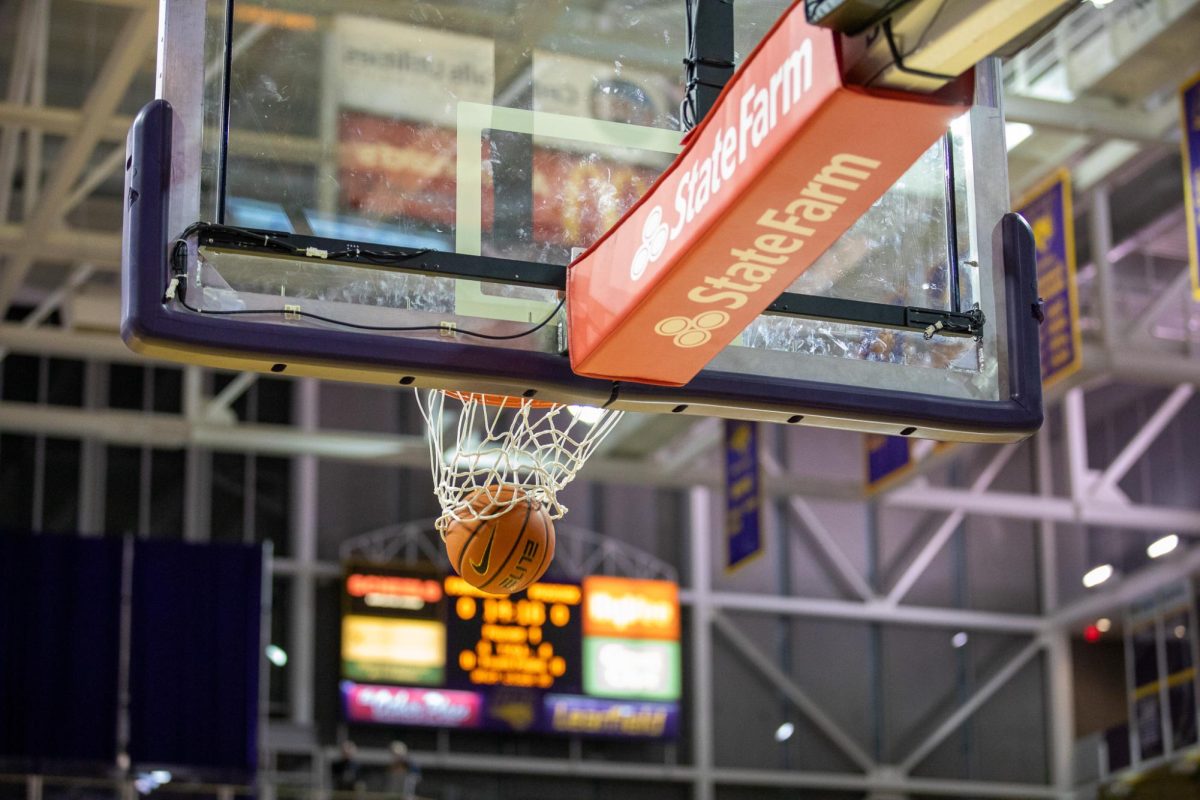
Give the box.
[340,567,681,738]
[341,567,446,685]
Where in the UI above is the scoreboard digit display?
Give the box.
[340,566,680,739]
[444,577,583,693]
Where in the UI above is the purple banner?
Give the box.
[865,434,909,490]
[544,694,680,738]
[1184,74,1200,302]
[1017,170,1080,387]
[724,420,762,571]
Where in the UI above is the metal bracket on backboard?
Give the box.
[684,0,736,126]
[179,222,985,344]
[907,305,986,340]
[766,292,985,340]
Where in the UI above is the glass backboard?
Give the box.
[122,0,1042,442]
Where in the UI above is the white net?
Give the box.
[415,390,624,533]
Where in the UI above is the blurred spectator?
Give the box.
[387,741,420,800]
[332,740,363,794]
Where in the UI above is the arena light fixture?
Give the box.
[1147,534,1179,559]
[266,644,289,667]
[1096,618,1112,633]
[1082,564,1114,589]
[951,632,969,648]
[775,722,796,742]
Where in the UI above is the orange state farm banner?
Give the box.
[566,0,972,386]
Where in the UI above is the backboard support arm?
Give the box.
[683,0,735,129]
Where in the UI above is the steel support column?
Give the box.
[182,367,211,542]
[689,487,714,800]
[1090,186,1117,354]
[1036,423,1074,798]
[288,379,319,726]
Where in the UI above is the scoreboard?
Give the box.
[445,578,583,692]
[340,566,680,738]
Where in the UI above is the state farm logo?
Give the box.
[631,207,670,280]
[654,311,730,348]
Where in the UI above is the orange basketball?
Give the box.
[442,485,555,595]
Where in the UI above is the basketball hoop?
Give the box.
[414,390,623,534]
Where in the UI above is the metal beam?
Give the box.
[1035,422,1074,799]
[690,590,1044,633]
[276,555,1044,632]
[1004,95,1177,145]
[0,264,95,362]
[289,378,318,727]
[0,323,154,364]
[1,9,155,302]
[1064,388,1090,503]
[762,452,875,601]
[689,487,715,800]
[0,0,40,222]
[1049,546,1200,631]
[1126,265,1193,340]
[0,400,429,462]
[898,638,1044,774]
[783,492,876,601]
[23,0,47,218]
[885,484,1200,534]
[0,100,130,140]
[0,101,320,163]
[0,5,157,310]
[1093,384,1195,496]
[655,417,721,474]
[0,397,854,501]
[1091,186,1118,354]
[61,146,127,217]
[713,611,877,772]
[885,443,1018,605]
[1102,346,1200,385]
[333,744,1060,799]
[714,767,1059,799]
[206,371,259,419]
[0,225,122,269]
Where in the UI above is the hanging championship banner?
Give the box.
[725,420,763,571]
[1017,169,1081,388]
[1182,72,1200,302]
[865,435,910,491]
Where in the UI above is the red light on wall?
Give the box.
[1084,624,1101,642]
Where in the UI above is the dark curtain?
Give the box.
[0,533,123,768]
[128,540,263,777]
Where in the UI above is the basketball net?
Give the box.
[415,391,623,534]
